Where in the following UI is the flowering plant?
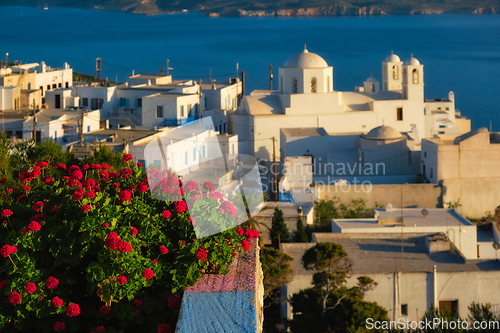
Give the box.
[0,159,258,332]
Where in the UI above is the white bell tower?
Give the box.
[382,51,403,91]
[402,55,424,101]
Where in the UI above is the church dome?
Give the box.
[363,125,403,140]
[385,53,401,62]
[283,49,329,68]
[365,75,378,83]
[405,55,420,66]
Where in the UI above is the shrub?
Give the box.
[0,159,257,332]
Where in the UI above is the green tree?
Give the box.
[260,247,294,306]
[294,217,308,242]
[314,197,339,225]
[271,207,289,248]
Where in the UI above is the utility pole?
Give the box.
[96,58,102,81]
[272,136,278,201]
[198,78,202,129]
[32,99,36,144]
[161,67,164,76]
[401,185,404,272]
[80,110,84,145]
[269,64,273,91]
[240,71,245,97]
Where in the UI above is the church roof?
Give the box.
[405,55,420,66]
[365,75,378,83]
[363,125,403,140]
[283,49,329,69]
[385,53,401,63]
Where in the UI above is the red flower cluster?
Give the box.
[218,201,237,217]
[175,201,188,214]
[137,162,143,168]
[142,268,154,280]
[52,296,64,307]
[37,161,49,169]
[133,299,142,306]
[119,168,133,180]
[72,192,83,201]
[167,295,181,309]
[54,321,66,332]
[104,232,131,252]
[196,248,208,262]
[45,177,55,184]
[159,245,168,254]
[51,206,60,213]
[22,185,31,191]
[138,184,149,193]
[33,213,45,221]
[241,240,250,252]
[85,191,96,199]
[56,163,66,171]
[96,326,106,333]
[244,229,259,240]
[24,282,37,294]
[203,181,214,191]
[66,303,81,317]
[123,154,133,162]
[46,276,59,289]
[8,291,21,305]
[1,209,13,218]
[158,323,172,333]
[209,191,223,201]
[83,178,96,189]
[0,244,17,257]
[100,305,111,314]
[33,201,45,212]
[119,189,132,202]
[162,210,171,219]
[236,227,244,236]
[130,227,138,235]
[27,221,41,232]
[184,181,198,192]
[0,280,7,289]
[187,216,195,225]
[117,275,127,284]
[81,205,92,213]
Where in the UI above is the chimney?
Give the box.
[41,61,46,73]
[298,206,303,216]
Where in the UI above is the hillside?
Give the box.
[1,0,500,16]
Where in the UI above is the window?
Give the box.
[117,98,129,107]
[223,123,227,133]
[292,78,298,93]
[65,82,69,88]
[82,98,88,107]
[393,65,399,80]
[55,94,61,109]
[439,300,458,317]
[311,77,317,93]
[39,86,43,96]
[87,126,90,132]
[439,125,446,128]
[180,106,184,117]
[184,152,188,165]
[202,145,205,158]
[188,104,192,115]
[412,69,419,84]
[397,107,403,121]
[401,304,408,316]
[47,84,50,91]
[156,106,163,118]
[90,98,103,109]
[446,107,450,111]
[52,84,56,89]
[136,98,142,107]
[424,152,427,158]
[193,148,196,161]
[438,131,445,134]
[54,131,57,140]
[372,84,376,92]
[58,83,62,88]
[195,104,199,115]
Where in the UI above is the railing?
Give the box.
[280,192,295,202]
[163,115,199,127]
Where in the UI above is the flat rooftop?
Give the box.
[334,208,472,230]
[255,201,313,218]
[282,237,500,274]
[281,127,328,137]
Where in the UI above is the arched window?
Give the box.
[412,69,419,84]
[292,77,298,93]
[327,76,330,92]
[311,77,317,93]
[392,65,399,80]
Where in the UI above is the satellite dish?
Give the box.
[421,209,429,218]
[493,242,500,250]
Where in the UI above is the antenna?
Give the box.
[166,59,173,76]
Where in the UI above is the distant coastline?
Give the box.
[1,1,499,17]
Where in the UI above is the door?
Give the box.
[55,94,61,109]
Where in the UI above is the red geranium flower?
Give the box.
[159,245,168,254]
[51,206,60,213]
[81,205,92,213]
[22,185,31,191]
[142,269,154,280]
[119,168,133,180]
[84,191,96,199]
[96,326,106,333]
[83,178,96,188]
[123,154,133,162]
[236,227,244,236]
[133,299,142,306]
[24,282,37,294]
[56,163,66,171]
[118,240,132,253]
[203,181,214,191]
[196,248,208,262]
[218,200,237,217]
[37,161,49,169]
[241,240,250,252]
[8,291,21,305]
[162,210,171,219]
[27,221,41,232]
[0,245,17,257]
[54,321,66,332]
[71,170,83,180]
[167,295,181,309]
[45,177,55,184]
[184,181,198,191]
[33,201,45,212]
[0,280,7,289]
[1,209,13,218]
[117,276,127,284]
[119,190,132,202]
[158,323,172,333]
[100,305,111,315]
[72,192,83,201]
[175,201,188,214]
[130,227,138,235]
[66,303,80,317]
[51,296,64,307]
[137,162,143,168]
[46,276,59,290]
[105,232,120,250]
[138,184,148,193]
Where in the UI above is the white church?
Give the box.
[231,48,470,160]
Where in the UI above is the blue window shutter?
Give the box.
[202,145,205,158]
[54,131,57,140]
[87,126,90,132]
[125,99,129,107]
[185,152,188,165]
[193,148,196,161]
